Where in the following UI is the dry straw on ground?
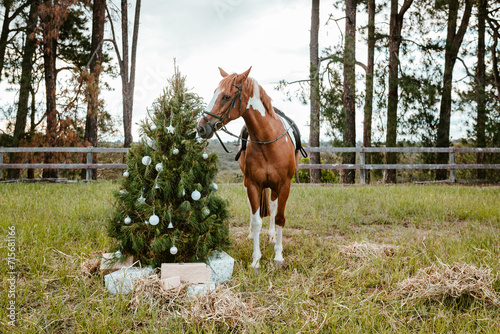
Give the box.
[130,275,266,327]
[186,285,267,327]
[80,257,100,277]
[338,241,398,258]
[394,262,499,305]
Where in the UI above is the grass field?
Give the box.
[1,181,499,333]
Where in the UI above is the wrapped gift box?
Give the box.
[104,267,153,295]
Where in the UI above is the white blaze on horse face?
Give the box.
[206,87,223,113]
[246,79,266,117]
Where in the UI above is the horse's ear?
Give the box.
[219,67,229,78]
[240,66,252,81]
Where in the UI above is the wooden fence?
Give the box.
[0,146,499,183]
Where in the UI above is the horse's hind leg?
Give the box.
[268,191,278,244]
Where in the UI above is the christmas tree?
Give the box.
[107,66,230,267]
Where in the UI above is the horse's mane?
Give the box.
[219,74,277,119]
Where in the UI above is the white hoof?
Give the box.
[274,260,285,268]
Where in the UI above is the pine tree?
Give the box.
[107,66,230,267]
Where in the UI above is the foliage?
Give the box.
[291,157,338,183]
[107,68,230,266]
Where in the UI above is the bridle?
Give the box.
[202,82,291,153]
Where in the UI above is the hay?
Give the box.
[338,241,397,258]
[129,273,186,312]
[186,285,266,327]
[80,257,100,277]
[394,262,499,305]
[130,275,266,327]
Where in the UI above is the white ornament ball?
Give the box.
[115,250,122,258]
[150,123,157,131]
[202,207,210,216]
[191,190,201,201]
[155,162,163,172]
[202,152,208,159]
[123,170,129,178]
[146,137,154,149]
[149,214,160,226]
[142,156,152,166]
[211,182,218,190]
[172,147,179,155]
[170,246,178,255]
[124,216,132,225]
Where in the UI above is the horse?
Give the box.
[197,67,305,270]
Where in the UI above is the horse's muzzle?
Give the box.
[196,118,214,139]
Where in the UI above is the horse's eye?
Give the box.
[221,95,231,102]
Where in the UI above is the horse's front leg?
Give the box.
[273,184,290,267]
[246,184,262,271]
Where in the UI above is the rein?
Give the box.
[202,83,292,153]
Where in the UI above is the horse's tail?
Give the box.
[260,188,270,218]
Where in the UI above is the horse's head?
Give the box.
[197,67,252,139]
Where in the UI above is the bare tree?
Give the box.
[107,0,141,147]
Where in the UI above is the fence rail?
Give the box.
[0,146,499,182]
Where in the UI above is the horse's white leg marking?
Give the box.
[245,186,254,239]
[268,199,278,244]
[274,225,284,263]
[250,207,262,269]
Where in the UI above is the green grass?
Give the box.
[1,182,499,333]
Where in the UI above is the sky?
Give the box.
[101,0,344,143]
[1,0,469,145]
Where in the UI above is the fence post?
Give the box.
[0,151,3,179]
[450,149,456,183]
[86,147,93,181]
[359,147,366,185]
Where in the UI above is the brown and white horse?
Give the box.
[197,67,299,270]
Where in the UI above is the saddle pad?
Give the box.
[278,115,297,150]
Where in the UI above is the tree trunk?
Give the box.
[14,1,38,143]
[82,0,106,180]
[363,0,375,184]
[42,1,59,179]
[385,0,413,183]
[0,2,11,81]
[385,0,400,183]
[342,0,356,184]
[436,0,472,180]
[9,1,38,179]
[476,0,486,180]
[309,0,321,183]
